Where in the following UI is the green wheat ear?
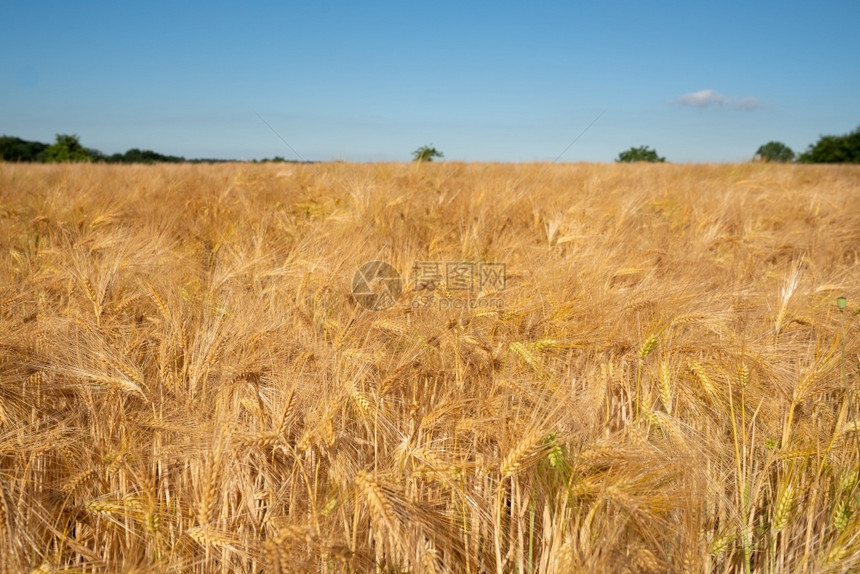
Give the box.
[836,296,847,310]
[637,333,659,360]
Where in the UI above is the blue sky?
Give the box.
[2,1,858,162]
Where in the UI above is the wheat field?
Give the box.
[0,161,858,573]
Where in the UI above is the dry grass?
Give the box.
[0,160,859,573]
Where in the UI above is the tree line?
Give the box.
[3,129,859,165]
[619,126,860,163]
[0,134,303,164]
[755,126,860,163]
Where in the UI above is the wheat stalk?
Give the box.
[198,437,228,525]
[658,361,673,412]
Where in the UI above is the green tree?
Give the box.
[112,148,185,164]
[0,135,49,162]
[616,146,665,163]
[755,141,795,163]
[412,145,444,162]
[42,134,93,163]
[797,127,860,164]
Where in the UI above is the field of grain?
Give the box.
[0,161,858,573]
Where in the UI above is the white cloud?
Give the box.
[674,89,764,110]
[676,89,730,108]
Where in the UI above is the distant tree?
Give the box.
[412,145,444,162]
[616,146,665,163]
[797,127,860,164]
[0,135,49,162]
[87,147,107,162]
[42,134,93,163]
[102,148,186,164]
[755,141,795,163]
[123,148,147,163]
